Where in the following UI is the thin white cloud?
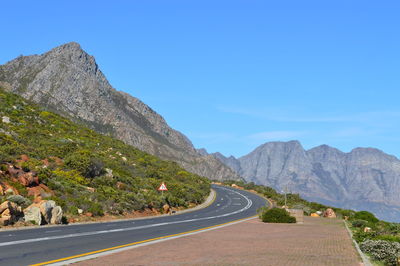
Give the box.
[217,106,400,125]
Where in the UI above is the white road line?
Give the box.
[0,188,252,247]
[49,216,257,266]
[45,230,61,233]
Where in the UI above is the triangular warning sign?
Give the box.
[158,182,168,191]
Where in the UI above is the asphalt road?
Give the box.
[0,184,268,266]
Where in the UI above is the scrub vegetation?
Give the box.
[0,87,210,218]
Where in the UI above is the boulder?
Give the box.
[363,227,372,233]
[2,116,10,124]
[0,201,20,225]
[17,172,39,187]
[20,155,30,162]
[6,164,23,177]
[39,200,56,224]
[105,168,113,178]
[24,205,42,225]
[0,216,12,226]
[323,208,336,218]
[50,206,63,224]
[0,201,10,214]
[163,204,170,214]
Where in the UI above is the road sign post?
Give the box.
[158,182,168,197]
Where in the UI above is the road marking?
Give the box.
[0,187,252,248]
[45,230,61,233]
[0,234,13,237]
[31,215,258,266]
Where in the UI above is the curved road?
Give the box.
[0,184,268,265]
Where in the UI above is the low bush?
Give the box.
[260,207,296,223]
[352,219,368,228]
[360,240,400,266]
[354,211,379,223]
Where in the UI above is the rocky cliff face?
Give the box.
[213,141,400,222]
[0,42,241,181]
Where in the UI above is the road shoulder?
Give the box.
[74,216,361,266]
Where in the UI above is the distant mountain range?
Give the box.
[0,42,241,181]
[211,141,400,222]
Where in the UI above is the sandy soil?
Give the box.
[75,216,361,266]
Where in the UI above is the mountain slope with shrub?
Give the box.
[213,141,400,222]
[0,42,240,181]
[0,86,210,223]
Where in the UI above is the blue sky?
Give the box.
[2,1,400,158]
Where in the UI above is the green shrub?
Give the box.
[260,207,296,223]
[354,211,379,223]
[7,195,31,208]
[352,219,368,228]
[360,240,400,266]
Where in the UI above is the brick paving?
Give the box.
[76,217,361,266]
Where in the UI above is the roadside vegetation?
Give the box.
[221,180,400,265]
[0,87,210,223]
[259,207,296,223]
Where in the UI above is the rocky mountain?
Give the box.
[213,141,400,222]
[0,42,241,181]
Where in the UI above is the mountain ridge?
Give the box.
[0,42,241,181]
[212,141,400,222]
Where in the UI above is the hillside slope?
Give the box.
[0,87,210,222]
[0,42,241,181]
[213,141,400,222]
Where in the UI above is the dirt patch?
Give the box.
[75,217,361,266]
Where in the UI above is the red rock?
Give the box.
[20,154,29,162]
[0,216,11,226]
[6,165,23,177]
[18,172,39,187]
[85,212,93,217]
[1,208,11,216]
[323,208,336,218]
[0,201,10,214]
[38,183,51,192]
[116,182,125,190]
[49,157,63,166]
[27,186,43,198]
[42,158,50,167]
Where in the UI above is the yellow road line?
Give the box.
[31,215,257,266]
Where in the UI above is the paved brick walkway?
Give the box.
[76,217,361,266]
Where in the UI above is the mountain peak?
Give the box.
[0,43,242,182]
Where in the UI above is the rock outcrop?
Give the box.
[213,141,400,222]
[0,201,22,225]
[0,42,241,181]
[23,205,42,225]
